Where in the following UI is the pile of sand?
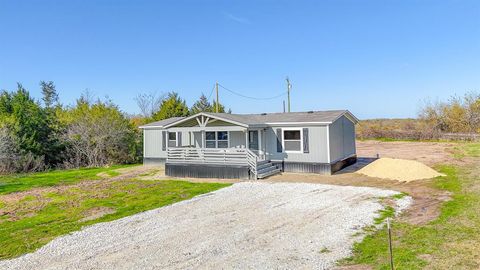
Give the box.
[357,157,445,182]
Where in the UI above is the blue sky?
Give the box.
[1,0,479,119]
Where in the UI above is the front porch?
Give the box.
[163,113,280,179]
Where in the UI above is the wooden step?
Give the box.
[257,168,281,179]
[257,165,277,175]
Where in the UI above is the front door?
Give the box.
[248,130,259,151]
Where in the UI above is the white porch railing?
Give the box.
[167,147,258,178]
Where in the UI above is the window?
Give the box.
[168,132,177,147]
[205,131,229,148]
[217,131,228,148]
[205,132,216,148]
[283,129,302,152]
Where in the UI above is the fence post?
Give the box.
[387,218,394,270]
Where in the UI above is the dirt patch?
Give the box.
[357,140,456,166]
[79,207,116,222]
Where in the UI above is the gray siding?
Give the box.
[342,116,356,157]
[229,131,246,148]
[265,126,329,163]
[329,115,356,162]
[144,129,166,158]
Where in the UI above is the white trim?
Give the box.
[281,128,303,153]
[204,130,230,149]
[326,125,331,163]
[164,112,248,128]
[264,122,332,126]
[331,110,360,124]
[195,117,202,127]
[143,129,146,158]
[168,131,178,147]
[167,126,246,132]
[139,125,165,129]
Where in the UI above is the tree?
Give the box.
[40,81,59,108]
[190,93,231,114]
[419,92,480,134]
[135,92,165,119]
[62,97,137,167]
[152,92,189,120]
[190,93,212,114]
[0,84,50,171]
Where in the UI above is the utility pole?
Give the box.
[283,100,286,113]
[286,77,292,112]
[215,81,219,113]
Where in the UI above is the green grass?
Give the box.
[341,162,480,269]
[0,164,137,195]
[0,178,229,259]
[358,137,452,143]
[453,142,480,159]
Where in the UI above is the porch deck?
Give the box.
[166,147,280,179]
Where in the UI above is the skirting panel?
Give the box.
[166,163,250,179]
[143,157,166,166]
[272,155,357,175]
[272,161,332,175]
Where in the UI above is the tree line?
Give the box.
[357,92,480,140]
[0,82,229,174]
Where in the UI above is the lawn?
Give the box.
[341,142,480,269]
[0,165,137,195]
[0,167,230,259]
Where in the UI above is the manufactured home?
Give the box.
[140,110,358,179]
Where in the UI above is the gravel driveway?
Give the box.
[0,182,409,270]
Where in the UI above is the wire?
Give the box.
[218,83,287,100]
[206,83,215,100]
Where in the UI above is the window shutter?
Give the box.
[303,128,309,153]
[162,131,166,151]
[276,128,283,153]
[177,132,182,147]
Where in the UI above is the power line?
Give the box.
[206,83,216,100]
[217,83,287,100]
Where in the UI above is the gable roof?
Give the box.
[140,110,358,129]
[203,110,358,125]
[139,117,185,129]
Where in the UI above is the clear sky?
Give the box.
[1,0,479,119]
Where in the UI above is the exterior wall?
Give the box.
[144,129,166,158]
[144,129,191,160]
[190,130,246,148]
[193,132,202,147]
[229,131,246,148]
[144,157,166,166]
[329,115,356,163]
[264,125,329,163]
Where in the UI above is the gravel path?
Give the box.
[0,182,409,270]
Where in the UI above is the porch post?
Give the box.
[258,129,263,159]
[245,130,249,149]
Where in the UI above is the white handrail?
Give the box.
[245,149,258,179]
[167,147,259,179]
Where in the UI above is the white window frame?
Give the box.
[282,128,303,153]
[205,131,230,148]
[168,132,177,147]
